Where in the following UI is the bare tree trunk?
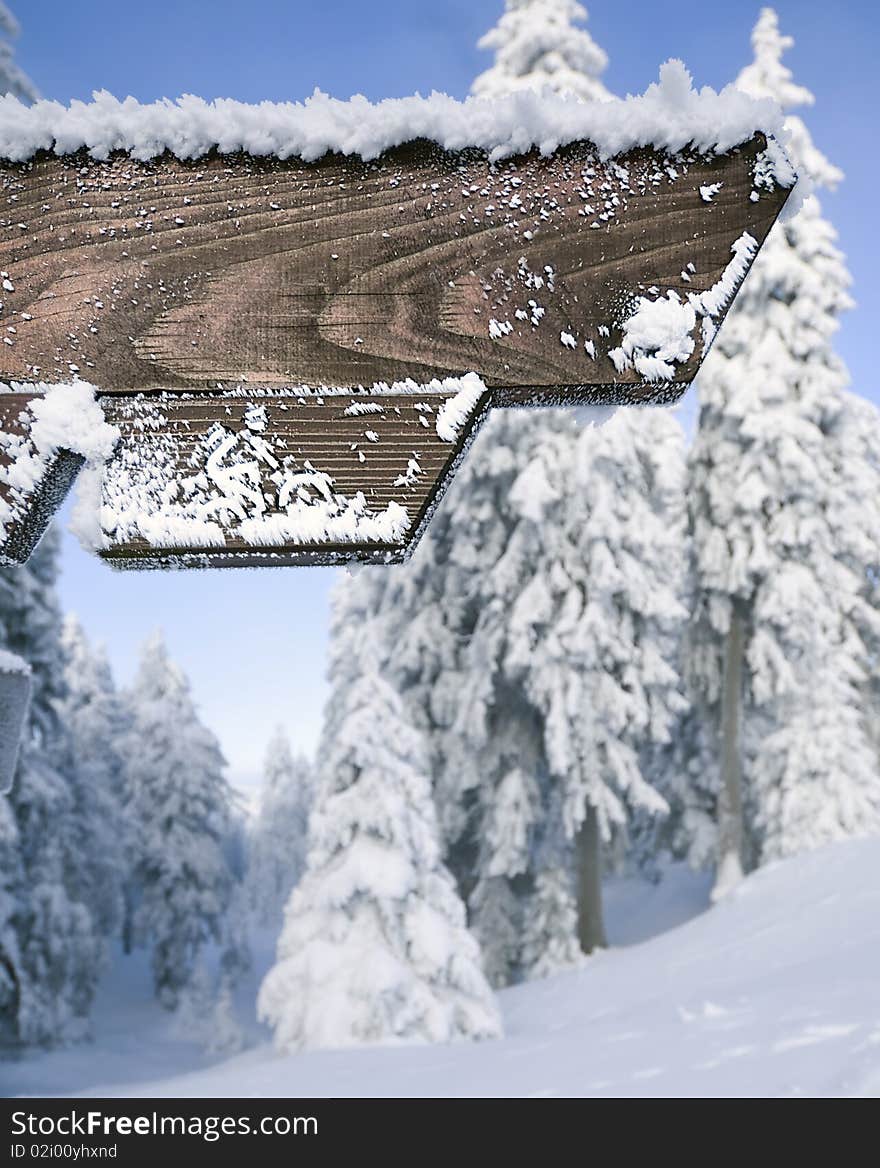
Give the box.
[713,602,745,901]
[575,806,607,953]
[122,884,136,956]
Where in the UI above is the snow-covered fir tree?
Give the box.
[826,392,880,762]
[340,403,687,983]
[353,410,566,984]
[247,728,313,925]
[258,585,500,1051]
[57,616,131,941]
[125,631,238,1010]
[685,8,880,892]
[0,4,36,101]
[472,0,610,100]
[430,410,559,983]
[482,409,686,956]
[173,958,246,1056]
[0,531,102,1046]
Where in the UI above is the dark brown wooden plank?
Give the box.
[0,137,788,401]
[96,384,491,569]
[0,392,84,565]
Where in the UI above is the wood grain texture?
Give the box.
[0,137,787,399]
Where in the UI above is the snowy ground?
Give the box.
[4,841,879,1098]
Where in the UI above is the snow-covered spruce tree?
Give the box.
[367,405,686,979]
[58,616,131,941]
[310,510,529,988]
[125,631,238,1010]
[363,409,571,984]
[827,392,880,761]
[258,587,500,1051]
[686,8,880,890]
[312,455,537,989]
[247,727,313,925]
[500,410,687,954]
[0,3,36,101]
[472,0,609,101]
[0,530,102,1045]
[429,410,574,982]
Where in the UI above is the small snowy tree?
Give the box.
[472,0,610,101]
[173,959,246,1055]
[685,8,880,891]
[520,867,580,979]
[125,631,238,1010]
[247,728,313,924]
[0,4,36,101]
[258,590,500,1052]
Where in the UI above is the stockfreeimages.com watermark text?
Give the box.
[10,1108,317,1145]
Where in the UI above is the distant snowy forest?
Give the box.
[2,0,880,1077]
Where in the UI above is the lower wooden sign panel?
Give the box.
[97,382,492,568]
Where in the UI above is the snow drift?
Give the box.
[7,838,877,1098]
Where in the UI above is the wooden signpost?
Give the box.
[0,131,791,568]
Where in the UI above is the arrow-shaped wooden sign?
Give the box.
[0,77,794,568]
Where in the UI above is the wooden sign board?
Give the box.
[0,134,790,567]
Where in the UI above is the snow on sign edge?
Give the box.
[0,381,118,550]
[0,61,795,191]
[608,233,759,381]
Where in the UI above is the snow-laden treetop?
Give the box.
[737,7,814,111]
[472,0,610,103]
[736,7,840,190]
[0,1,36,104]
[0,60,793,182]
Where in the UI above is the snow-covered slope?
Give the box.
[5,839,879,1097]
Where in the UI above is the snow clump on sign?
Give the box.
[608,232,759,380]
[0,380,118,546]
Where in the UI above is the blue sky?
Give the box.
[13,0,879,794]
